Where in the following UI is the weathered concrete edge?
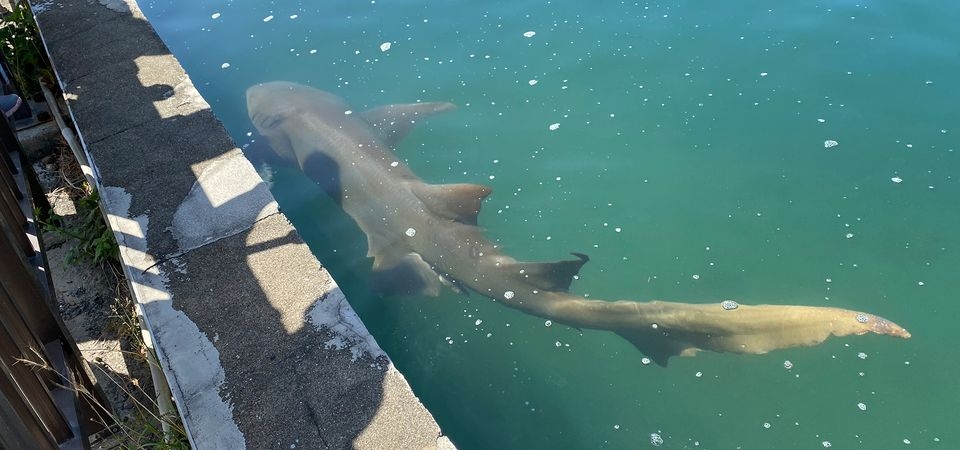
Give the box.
[29,0,454,448]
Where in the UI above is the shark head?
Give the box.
[246,82,302,160]
[246,82,355,162]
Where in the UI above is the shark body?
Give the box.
[247,81,909,366]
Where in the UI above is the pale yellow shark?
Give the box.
[247,81,910,366]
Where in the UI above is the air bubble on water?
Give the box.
[549,123,560,131]
[523,31,536,38]
[650,433,664,446]
[405,228,416,237]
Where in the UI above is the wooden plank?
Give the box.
[0,316,73,444]
[0,156,22,199]
[0,218,58,342]
[0,365,56,450]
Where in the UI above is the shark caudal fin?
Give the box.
[360,102,457,148]
[411,183,492,226]
[503,253,590,292]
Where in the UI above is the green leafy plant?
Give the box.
[41,189,120,265]
[0,1,54,96]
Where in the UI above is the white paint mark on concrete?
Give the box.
[101,186,245,449]
[98,0,135,13]
[307,282,386,362]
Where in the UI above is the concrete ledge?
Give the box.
[31,0,452,448]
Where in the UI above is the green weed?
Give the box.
[40,188,120,266]
[0,1,54,96]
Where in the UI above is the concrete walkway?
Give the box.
[27,0,452,448]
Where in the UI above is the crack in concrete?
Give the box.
[141,209,284,275]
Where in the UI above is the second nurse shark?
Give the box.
[246,81,909,366]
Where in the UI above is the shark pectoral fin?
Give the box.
[360,102,457,147]
[411,183,492,225]
[614,329,701,367]
[371,249,444,297]
[504,253,590,292]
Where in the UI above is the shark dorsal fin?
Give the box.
[504,253,589,292]
[411,183,492,225]
[361,102,456,148]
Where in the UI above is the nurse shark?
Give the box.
[246,81,910,366]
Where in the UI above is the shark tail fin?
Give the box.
[411,183,492,225]
[504,253,589,292]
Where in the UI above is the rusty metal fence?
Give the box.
[1,109,108,449]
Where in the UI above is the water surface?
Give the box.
[142,1,957,448]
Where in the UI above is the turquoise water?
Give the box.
[143,1,957,448]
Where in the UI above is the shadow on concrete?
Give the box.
[30,1,443,448]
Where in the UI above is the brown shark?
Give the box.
[246,81,910,366]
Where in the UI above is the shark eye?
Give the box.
[256,113,286,130]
